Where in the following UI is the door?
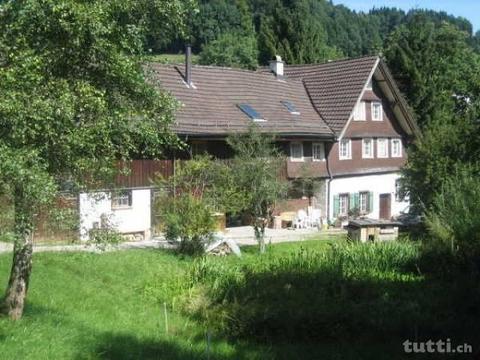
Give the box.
[379,194,392,220]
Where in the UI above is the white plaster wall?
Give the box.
[328,172,409,221]
[79,189,151,241]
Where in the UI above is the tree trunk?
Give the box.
[1,192,34,320]
[254,217,267,254]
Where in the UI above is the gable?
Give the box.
[283,57,419,139]
[283,56,379,135]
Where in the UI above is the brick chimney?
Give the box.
[269,55,284,78]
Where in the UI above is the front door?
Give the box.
[379,194,392,220]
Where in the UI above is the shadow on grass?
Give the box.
[188,249,480,359]
[83,332,270,360]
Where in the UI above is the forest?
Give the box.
[147,0,480,67]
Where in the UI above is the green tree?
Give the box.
[257,0,342,65]
[227,127,288,253]
[199,32,258,69]
[0,0,195,320]
[385,15,480,128]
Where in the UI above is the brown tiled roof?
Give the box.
[279,56,379,135]
[146,64,333,138]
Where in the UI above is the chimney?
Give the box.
[269,55,284,78]
[185,44,192,87]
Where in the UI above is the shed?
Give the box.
[347,219,401,243]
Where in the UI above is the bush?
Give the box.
[163,193,216,256]
[423,165,480,274]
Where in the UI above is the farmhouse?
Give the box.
[76,50,419,241]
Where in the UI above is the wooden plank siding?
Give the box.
[115,160,174,188]
[115,159,288,189]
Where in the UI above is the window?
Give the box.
[339,139,352,160]
[339,193,349,216]
[290,142,304,161]
[281,101,300,115]
[362,138,374,159]
[353,101,366,121]
[391,139,402,158]
[237,104,264,121]
[377,138,389,158]
[359,191,369,213]
[395,179,408,202]
[112,190,132,209]
[371,102,383,121]
[312,142,325,161]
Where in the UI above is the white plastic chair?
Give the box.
[293,209,308,229]
[309,209,322,229]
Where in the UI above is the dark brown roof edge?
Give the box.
[178,132,336,140]
[378,60,421,138]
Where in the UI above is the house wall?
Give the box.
[328,80,409,177]
[79,189,152,241]
[328,172,409,221]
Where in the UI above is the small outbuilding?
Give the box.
[347,219,401,243]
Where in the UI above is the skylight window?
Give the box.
[237,104,265,121]
[281,101,300,115]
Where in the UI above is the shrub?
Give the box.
[87,214,123,251]
[163,193,216,256]
[423,165,480,274]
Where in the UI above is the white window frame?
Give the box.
[290,142,304,162]
[391,139,403,158]
[359,191,369,213]
[339,193,349,216]
[362,138,374,159]
[339,139,352,160]
[377,138,389,158]
[312,142,325,162]
[371,102,383,121]
[112,190,132,209]
[353,101,366,121]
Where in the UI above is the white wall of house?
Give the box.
[328,172,409,221]
[79,189,151,241]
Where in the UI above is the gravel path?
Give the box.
[0,227,346,254]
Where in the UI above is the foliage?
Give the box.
[403,105,480,210]
[157,155,243,214]
[88,228,123,251]
[199,32,258,69]
[291,164,323,206]
[161,193,216,256]
[227,126,289,253]
[0,0,194,318]
[1,241,479,358]
[186,239,478,344]
[423,165,480,271]
[257,0,343,64]
[385,15,480,128]
[156,0,479,67]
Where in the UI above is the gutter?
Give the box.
[325,139,336,225]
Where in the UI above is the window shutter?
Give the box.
[333,195,340,217]
[354,192,360,210]
[368,192,374,213]
[349,193,355,211]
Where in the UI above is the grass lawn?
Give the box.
[0,238,478,359]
